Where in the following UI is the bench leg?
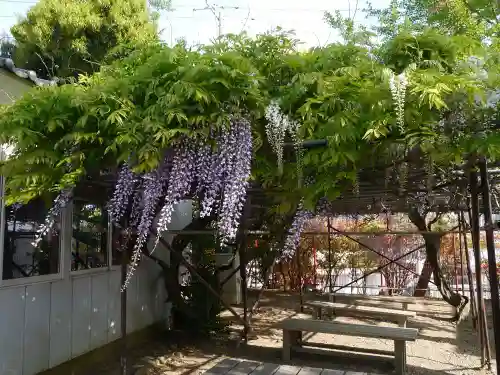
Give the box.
[283,330,292,361]
[291,330,302,345]
[402,302,409,311]
[283,330,302,361]
[314,307,322,320]
[398,319,407,327]
[394,340,407,375]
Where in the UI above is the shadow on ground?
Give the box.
[456,310,497,360]
[195,337,483,375]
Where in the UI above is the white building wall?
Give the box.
[0,198,193,375]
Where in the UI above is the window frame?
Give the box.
[109,225,122,271]
[0,167,118,286]
[69,199,113,277]
[0,171,66,288]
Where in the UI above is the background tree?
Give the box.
[367,0,499,46]
[10,0,166,79]
[481,259,500,286]
[0,33,16,58]
[374,235,422,294]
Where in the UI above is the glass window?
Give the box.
[111,228,129,266]
[71,198,109,271]
[2,198,61,280]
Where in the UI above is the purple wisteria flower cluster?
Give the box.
[280,204,314,260]
[108,164,137,225]
[106,117,253,290]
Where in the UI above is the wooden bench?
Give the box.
[279,318,418,375]
[327,293,454,314]
[305,300,416,327]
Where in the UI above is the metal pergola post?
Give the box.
[478,159,500,375]
[459,211,477,329]
[238,197,251,343]
[327,216,333,292]
[119,226,131,375]
[469,168,491,368]
[457,216,465,294]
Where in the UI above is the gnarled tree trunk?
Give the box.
[408,207,468,320]
[414,258,432,297]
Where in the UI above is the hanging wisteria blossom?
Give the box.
[108,163,137,225]
[123,160,170,290]
[389,71,408,131]
[33,116,253,291]
[265,101,286,172]
[31,188,73,248]
[97,117,253,290]
[217,118,252,243]
[280,204,314,260]
[265,101,303,180]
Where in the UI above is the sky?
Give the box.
[0,0,391,47]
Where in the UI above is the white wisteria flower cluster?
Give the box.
[265,101,303,184]
[389,71,408,131]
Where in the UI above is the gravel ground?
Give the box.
[78,290,497,375]
[229,290,497,375]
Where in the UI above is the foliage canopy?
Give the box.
[0,26,499,212]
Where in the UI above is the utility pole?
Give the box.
[193,1,241,37]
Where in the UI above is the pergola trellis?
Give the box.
[79,145,500,375]
[181,166,498,373]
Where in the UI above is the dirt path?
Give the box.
[88,290,496,375]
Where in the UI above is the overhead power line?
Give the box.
[0,0,384,12]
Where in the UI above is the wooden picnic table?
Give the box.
[305,300,416,327]
[327,293,455,313]
[279,317,418,375]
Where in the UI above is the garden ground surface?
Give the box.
[84,290,496,375]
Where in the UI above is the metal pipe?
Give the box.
[297,248,304,312]
[453,234,458,292]
[327,216,333,292]
[238,197,251,343]
[332,244,425,294]
[458,219,465,294]
[460,211,477,329]
[479,160,500,373]
[328,224,436,285]
[120,228,129,375]
[470,168,488,367]
[161,229,471,235]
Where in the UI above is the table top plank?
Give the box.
[305,300,416,317]
[279,318,418,341]
[327,293,446,305]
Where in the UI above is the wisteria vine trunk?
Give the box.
[408,207,468,320]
